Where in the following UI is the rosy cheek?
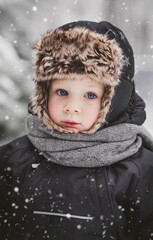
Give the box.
[89,108,100,123]
[48,102,56,119]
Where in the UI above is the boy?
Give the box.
[0,20,153,240]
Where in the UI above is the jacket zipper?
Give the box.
[33,210,94,220]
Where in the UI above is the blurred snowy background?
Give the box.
[0,0,153,144]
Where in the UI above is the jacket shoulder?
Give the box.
[131,147,153,169]
[0,135,33,150]
[107,147,153,199]
[0,135,35,167]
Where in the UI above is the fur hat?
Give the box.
[30,21,136,134]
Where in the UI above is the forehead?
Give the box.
[51,75,103,89]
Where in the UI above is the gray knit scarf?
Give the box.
[27,115,153,168]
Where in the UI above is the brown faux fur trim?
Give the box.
[30,27,124,134]
[33,27,123,86]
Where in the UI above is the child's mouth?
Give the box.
[63,121,79,127]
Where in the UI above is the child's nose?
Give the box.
[64,100,81,114]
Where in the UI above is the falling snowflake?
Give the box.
[59,193,63,198]
[14,187,19,192]
[77,224,81,229]
[5,115,9,120]
[74,0,78,4]
[125,19,129,23]
[32,6,37,12]
[43,18,48,22]
[7,167,11,171]
[91,178,95,182]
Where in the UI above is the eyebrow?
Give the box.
[87,85,104,92]
[87,85,99,88]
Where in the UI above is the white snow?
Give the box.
[32,6,38,12]
[14,187,19,192]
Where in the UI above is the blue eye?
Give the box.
[85,92,97,99]
[57,90,68,96]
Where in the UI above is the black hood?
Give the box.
[60,20,146,126]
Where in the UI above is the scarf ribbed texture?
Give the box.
[27,115,153,168]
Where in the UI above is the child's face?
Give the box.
[48,77,105,133]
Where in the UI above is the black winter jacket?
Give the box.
[0,135,153,240]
